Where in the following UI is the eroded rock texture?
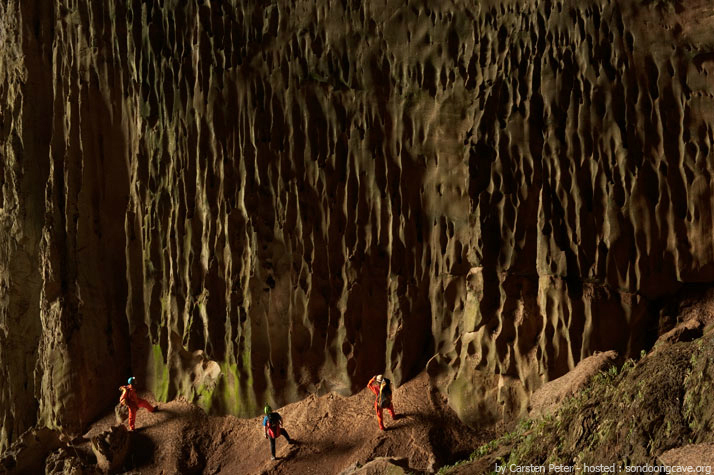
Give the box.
[1,0,714,450]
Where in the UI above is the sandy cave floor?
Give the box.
[76,373,489,474]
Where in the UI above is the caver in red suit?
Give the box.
[367,374,396,430]
[119,376,157,431]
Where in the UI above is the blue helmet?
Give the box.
[127,377,136,385]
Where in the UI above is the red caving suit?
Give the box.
[119,384,155,431]
[367,376,396,431]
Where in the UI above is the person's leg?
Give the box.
[281,428,293,443]
[270,437,276,459]
[387,403,396,419]
[128,407,136,431]
[375,401,385,430]
[137,398,156,412]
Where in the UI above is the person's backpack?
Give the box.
[119,386,128,405]
[378,379,392,408]
[119,385,133,407]
[266,412,282,438]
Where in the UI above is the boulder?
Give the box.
[90,425,130,473]
[0,426,64,474]
[114,403,129,425]
[659,444,714,471]
[45,447,89,475]
[529,351,619,418]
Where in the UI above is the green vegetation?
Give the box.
[682,339,714,439]
[195,382,214,413]
[151,344,170,402]
[436,419,534,474]
[439,333,714,472]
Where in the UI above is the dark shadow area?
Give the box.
[387,411,442,430]
[145,406,181,429]
[386,410,480,467]
[444,448,475,466]
[286,441,358,466]
[122,431,155,471]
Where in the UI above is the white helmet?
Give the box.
[375,374,383,384]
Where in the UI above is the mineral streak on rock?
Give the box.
[1,0,714,450]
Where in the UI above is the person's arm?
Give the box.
[263,416,268,438]
[367,376,378,395]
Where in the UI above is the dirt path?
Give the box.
[78,373,486,474]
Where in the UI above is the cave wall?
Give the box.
[1,0,714,449]
[1,0,132,449]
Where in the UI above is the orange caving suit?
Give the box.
[367,376,395,430]
[119,384,155,430]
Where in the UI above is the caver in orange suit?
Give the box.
[367,374,396,430]
[119,377,157,431]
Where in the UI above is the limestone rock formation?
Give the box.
[45,447,90,475]
[528,349,618,418]
[659,444,714,471]
[0,427,64,473]
[114,404,128,426]
[90,425,130,473]
[1,0,714,452]
[444,311,714,471]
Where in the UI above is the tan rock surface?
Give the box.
[1,0,714,452]
[528,349,618,418]
[339,457,411,475]
[659,444,714,471]
[78,373,483,474]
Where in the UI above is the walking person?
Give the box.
[119,376,158,431]
[367,374,397,430]
[262,404,294,460]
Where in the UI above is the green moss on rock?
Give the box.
[151,344,170,402]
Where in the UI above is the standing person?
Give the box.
[262,404,294,460]
[367,374,397,430]
[119,376,158,431]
